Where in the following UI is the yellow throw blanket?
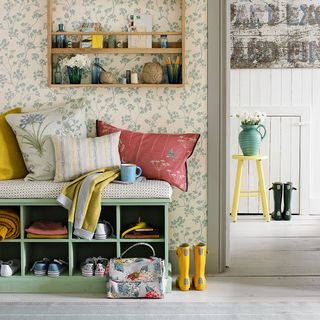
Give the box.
[0,208,20,240]
[57,168,119,240]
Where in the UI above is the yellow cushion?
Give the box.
[0,108,27,180]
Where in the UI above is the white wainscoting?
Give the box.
[230,69,314,214]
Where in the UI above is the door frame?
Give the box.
[207,0,229,273]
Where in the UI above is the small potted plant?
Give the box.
[60,54,91,84]
[234,111,267,156]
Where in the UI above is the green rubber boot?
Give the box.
[269,182,283,221]
[282,182,297,221]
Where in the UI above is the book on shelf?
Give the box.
[124,233,160,239]
[80,22,103,48]
[123,228,160,239]
[133,228,157,232]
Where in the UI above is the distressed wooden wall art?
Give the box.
[231,0,320,68]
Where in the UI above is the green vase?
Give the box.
[67,67,82,84]
[239,124,266,156]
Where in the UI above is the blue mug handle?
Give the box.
[136,166,142,178]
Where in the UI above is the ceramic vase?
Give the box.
[239,124,266,156]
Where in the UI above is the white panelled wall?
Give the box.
[230,69,319,214]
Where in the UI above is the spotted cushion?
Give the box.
[0,179,172,199]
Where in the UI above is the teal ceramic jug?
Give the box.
[239,124,266,156]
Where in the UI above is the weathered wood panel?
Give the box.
[231,0,320,68]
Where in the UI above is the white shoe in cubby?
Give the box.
[80,258,96,277]
[1,259,20,277]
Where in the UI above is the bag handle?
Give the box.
[120,242,156,258]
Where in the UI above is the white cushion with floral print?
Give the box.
[5,100,87,181]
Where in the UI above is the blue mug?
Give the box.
[120,164,142,183]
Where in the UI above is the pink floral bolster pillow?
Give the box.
[96,120,200,192]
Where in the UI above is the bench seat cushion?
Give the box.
[0,180,172,199]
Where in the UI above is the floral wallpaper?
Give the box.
[0,0,207,249]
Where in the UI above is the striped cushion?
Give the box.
[52,132,121,182]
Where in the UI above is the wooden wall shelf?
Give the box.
[47,0,186,88]
[51,31,182,36]
[51,48,182,54]
[49,83,185,88]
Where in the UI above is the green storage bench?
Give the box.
[0,179,172,293]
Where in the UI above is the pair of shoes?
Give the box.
[94,221,114,240]
[176,243,207,291]
[31,258,68,277]
[80,257,108,277]
[0,259,20,277]
[269,182,297,221]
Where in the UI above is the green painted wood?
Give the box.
[68,242,73,276]
[0,198,171,206]
[0,197,171,293]
[0,276,106,293]
[71,239,117,243]
[164,204,169,278]
[0,199,61,205]
[20,206,25,239]
[109,199,171,205]
[120,239,165,243]
[23,239,69,243]
[68,222,73,239]
[166,275,172,293]
[20,243,26,277]
[116,205,121,257]
[20,206,25,276]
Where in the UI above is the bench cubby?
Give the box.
[0,198,171,293]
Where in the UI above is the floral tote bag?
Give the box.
[106,243,166,299]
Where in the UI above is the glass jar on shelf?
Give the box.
[55,24,66,48]
[54,63,62,84]
[92,57,103,84]
[160,35,168,48]
[108,35,116,48]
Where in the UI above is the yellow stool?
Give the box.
[231,155,270,222]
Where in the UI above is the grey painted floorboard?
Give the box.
[228,216,320,276]
[1,216,320,319]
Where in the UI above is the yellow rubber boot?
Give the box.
[176,243,190,291]
[193,242,207,291]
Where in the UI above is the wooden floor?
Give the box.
[1,215,320,319]
[226,215,320,276]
